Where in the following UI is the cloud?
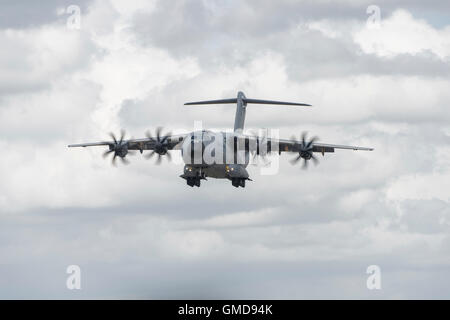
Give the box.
[0,0,93,29]
[0,0,449,299]
[0,25,97,95]
[354,9,450,59]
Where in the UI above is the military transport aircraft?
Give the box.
[68,91,373,188]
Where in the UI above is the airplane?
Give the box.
[68,91,373,188]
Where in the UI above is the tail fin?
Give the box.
[184,91,311,132]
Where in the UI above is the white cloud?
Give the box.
[386,171,450,202]
[1,0,449,299]
[354,9,450,59]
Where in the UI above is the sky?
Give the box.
[0,0,449,299]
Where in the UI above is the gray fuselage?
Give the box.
[180,130,253,179]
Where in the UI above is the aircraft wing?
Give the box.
[278,139,374,154]
[68,133,187,151]
[242,134,373,154]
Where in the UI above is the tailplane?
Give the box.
[184,91,311,132]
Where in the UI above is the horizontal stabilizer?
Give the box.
[184,98,237,105]
[243,98,311,106]
[185,98,311,106]
[184,91,312,132]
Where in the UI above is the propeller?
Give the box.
[290,132,319,169]
[103,130,135,166]
[144,127,172,165]
[249,129,271,166]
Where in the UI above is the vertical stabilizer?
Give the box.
[233,91,247,133]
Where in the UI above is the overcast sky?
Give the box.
[0,0,449,299]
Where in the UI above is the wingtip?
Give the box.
[67,144,85,148]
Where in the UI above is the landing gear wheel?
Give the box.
[187,177,201,187]
[231,178,246,188]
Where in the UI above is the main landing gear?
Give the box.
[181,167,206,188]
[231,178,248,188]
[186,176,202,187]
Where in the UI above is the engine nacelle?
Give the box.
[110,143,128,158]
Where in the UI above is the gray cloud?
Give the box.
[0,0,93,29]
[0,0,449,299]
